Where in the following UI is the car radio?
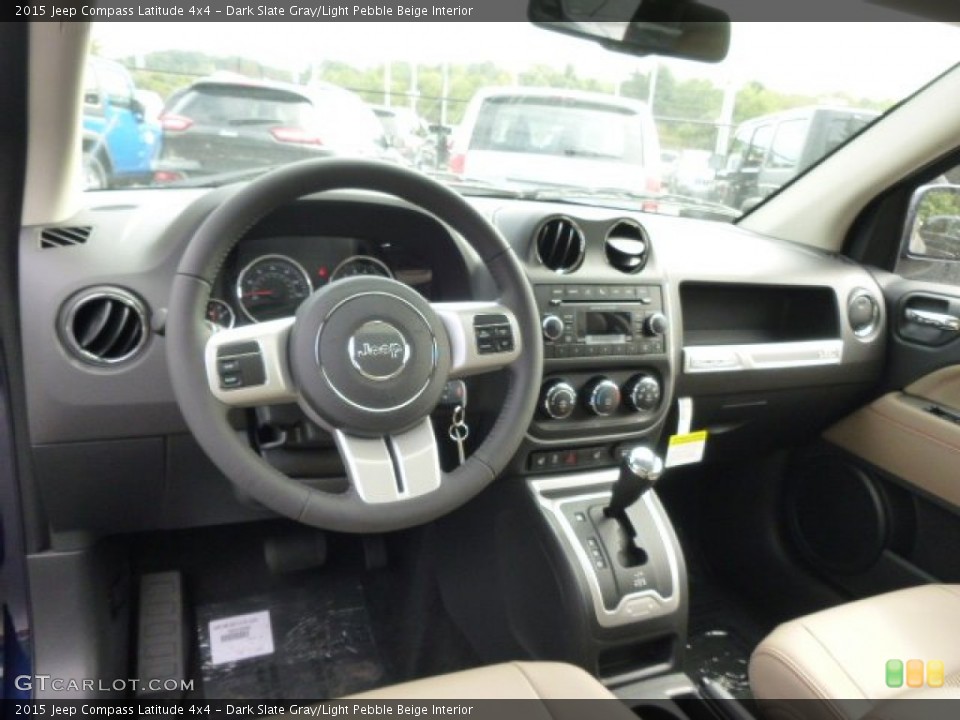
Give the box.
[534,284,668,359]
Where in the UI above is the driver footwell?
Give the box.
[132,521,479,700]
[195,577,389,699]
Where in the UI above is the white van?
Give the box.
[449,87,662,193]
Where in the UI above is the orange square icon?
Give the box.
[927,660,945,688]
[906,659,924,688]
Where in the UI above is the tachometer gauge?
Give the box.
[206,298,236,329]
[236,254,313,322]
[330,255,393,281]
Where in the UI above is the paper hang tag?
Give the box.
[665,430,708,468]
[209,610,275,665]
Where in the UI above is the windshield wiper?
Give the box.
[424,172,527,198]
[156,163,288,189]
[521,186,741,220]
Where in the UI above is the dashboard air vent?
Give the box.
[535,217,585,273]
[59,288,149,365]
[605,220,649,274]
[40,226,92,249]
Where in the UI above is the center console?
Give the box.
[528,282,674,450]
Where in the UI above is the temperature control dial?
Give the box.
[624,374,662,413]
[540,380,577,420]
[584,377,621,417]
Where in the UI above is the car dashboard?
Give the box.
[19,183,887,536]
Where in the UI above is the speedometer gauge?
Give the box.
[330,255,393,281]
[236,254,313,322]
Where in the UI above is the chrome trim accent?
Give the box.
[905,307,960,333]
[848,288,881,340]
[347,320,411,381]
[330,254,394,282]
[587,378,621,416]
[235,253,314,323]
[533,215,586,274]
[683,339,844,374]
[603,218,649,275]
[433,301,523,378]
[206,298,236,330]
[58,286,150,367]
[529,469,681,628]
[204,316,298,407]
[335,418,441,504]
[317,291,438,413]
[542,381,577,420]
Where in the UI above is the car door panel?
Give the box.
[824,380,960,510]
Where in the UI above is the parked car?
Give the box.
[370,105,438,169]
[449,87,662,194]
[155,76,387,182]
[668,148,716,198]
[82,57,161,189]
[916,214,960,259]
[712,105,880,210]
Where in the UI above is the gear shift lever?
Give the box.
[605,446,664,522]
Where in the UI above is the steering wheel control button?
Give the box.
[215,343,266,390]
[625,374,662,413]
[474,314,514,354]
[584,377,621,416]
[348,320,411,381]
[541,380,577,420]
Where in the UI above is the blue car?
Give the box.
[82,57,160,189]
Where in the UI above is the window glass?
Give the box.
[743,124,773,169]
[767,119,809,170]
[470,97,644,164]
[897,165,960,285]
[100,65,132,103]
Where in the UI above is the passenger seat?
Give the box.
[749,584,960,718]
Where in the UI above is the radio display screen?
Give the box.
[582,311,633,343]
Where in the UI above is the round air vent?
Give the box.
[604,220,649,274]
[534,217,585,273]
[848,288,880,339]
[59,287,149,365]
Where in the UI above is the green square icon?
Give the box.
[886,659,904,688]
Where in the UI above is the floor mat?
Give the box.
[683,626,753,700]
[682,549,768,700]
[195,579,391,699]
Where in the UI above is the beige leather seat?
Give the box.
[349,661,621,700]
[749,584,960,719]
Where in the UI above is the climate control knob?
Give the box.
[541,315,564,341]
[540,380,577,420]
[624,374,662,413]
[645,312,668,336]
[584,377,621,417]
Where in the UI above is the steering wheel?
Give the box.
[166,159,543,533]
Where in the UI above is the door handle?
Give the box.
[905,308,960,332]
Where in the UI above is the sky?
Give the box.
[93,21,960,104]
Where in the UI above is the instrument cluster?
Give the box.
[205,236,431,328]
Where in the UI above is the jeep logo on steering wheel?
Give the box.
[347,320,411,381]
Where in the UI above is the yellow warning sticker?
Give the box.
[665,430,708,468]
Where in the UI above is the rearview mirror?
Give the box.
[708,153,724,171]
[528,0,730,63]
[904,184,960,261]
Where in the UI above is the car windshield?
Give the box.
[85,21,960,222]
